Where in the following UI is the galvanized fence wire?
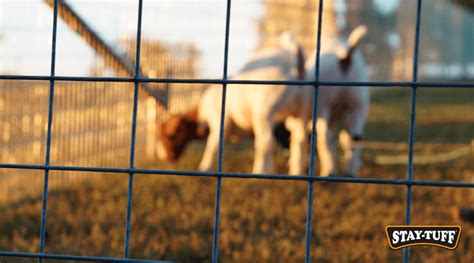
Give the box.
[403,0,424,261]
[211,0,233,261]
[123,0,144,259]
[0,0,473,262]
[305,0,325,261]
[37,0,59,262]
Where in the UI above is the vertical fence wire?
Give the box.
[211,0,233,261]
[304,0,325,262]
[403,0,423,262]
[39,0,59,261]
[124,0,144,258]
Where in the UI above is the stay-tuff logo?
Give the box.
[385,225,461,249]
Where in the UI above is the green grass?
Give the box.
[0,88,473,262]
[367,88,473,143]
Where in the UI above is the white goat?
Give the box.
[156,33,309,175]
[157,26,369,177]
[274,25,369,176]
[306,25,370,177]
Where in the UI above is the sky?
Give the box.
[0,0,263,77]
[1,0,473,80]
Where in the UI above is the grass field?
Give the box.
[0,88,473,262]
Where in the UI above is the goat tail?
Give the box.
[279,31,306,80]
[297,44,306,80]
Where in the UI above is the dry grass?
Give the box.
[0,88,473,262]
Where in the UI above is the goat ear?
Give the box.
[337,25,368,67]
[297,44,306,80]
[347,25,367,52]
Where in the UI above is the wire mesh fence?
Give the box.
[0,0,473,262]
[0,80,150,205]
[0,27,203,206]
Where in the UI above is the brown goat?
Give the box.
[156,107,208,161]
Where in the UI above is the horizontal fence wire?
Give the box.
[0,251,171,263]
[1,0,473,262]
[0,75,473,87]
[0,163,472,188]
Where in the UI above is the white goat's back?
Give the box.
[198,43,307,128]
